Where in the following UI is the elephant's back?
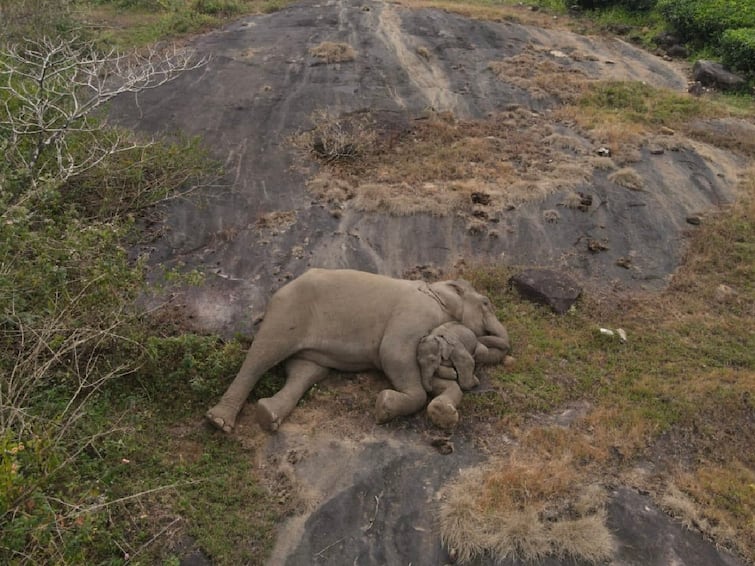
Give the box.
[292,268,419,299]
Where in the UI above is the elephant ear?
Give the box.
[446,279,473,296]
[430,280,471,318]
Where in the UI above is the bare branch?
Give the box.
[0,35,209,193]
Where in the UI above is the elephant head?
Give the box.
[429,280,510,352]
[417,335,453,392]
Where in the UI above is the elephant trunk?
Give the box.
[482,310,510,353]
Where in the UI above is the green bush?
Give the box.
[193,0,242,16]
[657,0,755,43]
[720,27,755,74]
[0,0,75,41]
[0,35,217,562]
[91,0,166,9]
[568,0,657,11]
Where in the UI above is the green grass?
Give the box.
[82,0,295,48]
[460,189,755,559]
[578,81,716,126]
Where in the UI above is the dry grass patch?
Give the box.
[255,210,297,232]
[665,463,755,560]
[440,448,614,564]
[308,41,356,63]
[393,0,564,29]
[608,167,644,191]
[298,108,598,217]
[488,49,593,104]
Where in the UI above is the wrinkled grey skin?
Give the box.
[417,321,506,392]
[206,268,510,432]
[426,378,464,430]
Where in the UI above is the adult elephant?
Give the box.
[206,268,510,432]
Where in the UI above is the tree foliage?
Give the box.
[0,35,212,562]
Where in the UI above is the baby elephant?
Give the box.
[418,321,502,430]
[417,321,489,393]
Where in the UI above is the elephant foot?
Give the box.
[375,388,427,423]
[255,398,281,432]
[206,404,237,433]
[427,398,459,430]
[375,389,402,424]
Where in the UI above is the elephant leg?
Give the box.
[375,338,428,424]
[206,310,300,432]
[255,358,329,432]
[436,365,458,381]
[449,349,479,391]
[427,379,464,429]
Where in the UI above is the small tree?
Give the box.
[0,36,209,561]
[0,36,207,198]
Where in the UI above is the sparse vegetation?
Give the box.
[77,0,293,47]
[452,182,754,562]
[608,166,644,190]
[299,108,598,216]
[0,12,281,563]
[308,41,357,64]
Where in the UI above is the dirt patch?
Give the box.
[308,41,356,64]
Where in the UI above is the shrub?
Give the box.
[657,0,755,43]
[0,36,214,563]
[0,0,75,40]
[193,0,242,16]
[720,27,755,74]
[568,0,657,12]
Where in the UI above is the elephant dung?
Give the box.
[509,269,582,314]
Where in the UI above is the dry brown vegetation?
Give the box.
[488,50,592,104]
[392,0,563,29]
[447,177,754,563]
[300,108,597,217]
[308,41,356,63]
[608,167,644,191]
[441,446,615,563]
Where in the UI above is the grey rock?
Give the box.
[686,214,702,225]
[654,32,680,48]
[607,487,743,566]
[692,60,746,91]
[666,44,689,58]
[509,269,582,314]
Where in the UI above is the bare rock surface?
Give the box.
[112,0,746,335]
[110,1,752,564]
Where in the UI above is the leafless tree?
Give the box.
[0,36,208,197]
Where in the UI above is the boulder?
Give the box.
[509,269,582,314]
[653,32,680,48]
[666,44,689,59]
[692,60,746,92]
